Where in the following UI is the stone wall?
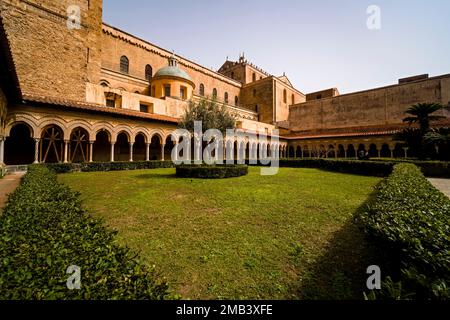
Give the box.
[241,78,274,124]
[288,75,450,132]
[1,0,103,101]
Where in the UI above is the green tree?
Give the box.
[178,98,236,134]
[423,128,450,160]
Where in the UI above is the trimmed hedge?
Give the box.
[274,159,394,177]
[0,165,169,299]
[368,158,450,178]
[357,163,450,299]
[44,160,174,174]
[176,164,248,179]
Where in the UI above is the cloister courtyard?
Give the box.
[58,166,381,299]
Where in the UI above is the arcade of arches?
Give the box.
[0,121,404,166]
[1,122,169,165]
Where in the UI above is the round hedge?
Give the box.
[176,164,248,179]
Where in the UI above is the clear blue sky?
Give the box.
[103,0,450,94]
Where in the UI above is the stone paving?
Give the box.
[427,178,450,198]
[0,172,24,211]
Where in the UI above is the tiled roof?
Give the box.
[21,93,179,124]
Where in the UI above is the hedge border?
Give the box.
[44,160,174,174]
[357,163,450,299]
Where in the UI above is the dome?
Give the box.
[153,55,193,84]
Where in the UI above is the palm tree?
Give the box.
[402,103,445,133]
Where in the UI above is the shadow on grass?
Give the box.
[296,185,387,300]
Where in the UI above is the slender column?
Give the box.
[89,141,94,162]
[63,140,69,163]
[161,143,165,161]
[145,143,150,161]
[110,142,115,162]
[173,142,179,162]
[34,138,40,164]
[129,142,134,162]
[0,137,4,165]
[403,147,408,158]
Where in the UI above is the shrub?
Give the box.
[357,163,450,299]
[176,164,248,179]
[44,160,174,174]
[274,159,394,177]
[0,165,169,299]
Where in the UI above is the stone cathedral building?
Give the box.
[0,0,449,166]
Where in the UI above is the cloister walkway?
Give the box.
[0,172,24,212]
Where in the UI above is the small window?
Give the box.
[252,73,256,82]
[235,96,239,106]
[260,76,263,80]
[199,83,205,96]
[180,86,187,99]
[291,94,295,105]
[224,92,229,104]
[317,94,322,100]
[145,64,153,81]
[231,72,234,79]
[120,56,129,74]
[212,88,217,99]
[106,99,115,108]
[283,89,287,103]
[140,104,149,113]
[253,89,256,97]
[164,84,171,97]
[255,104,258,112]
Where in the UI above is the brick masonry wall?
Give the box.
[288,75,450,132]
[1,0,103,101]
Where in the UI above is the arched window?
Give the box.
[291,94,295,105]
[212,88,217,99]
[224,92,229,104]
[235,96,239,106]
[199,83,205,96]
[283,89,287,103]
[120,56,129,74]
[145,64,152,81]
[252,73,256,82]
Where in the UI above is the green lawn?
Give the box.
[58,167,381,300]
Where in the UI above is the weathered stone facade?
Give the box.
[0,0,449,165]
